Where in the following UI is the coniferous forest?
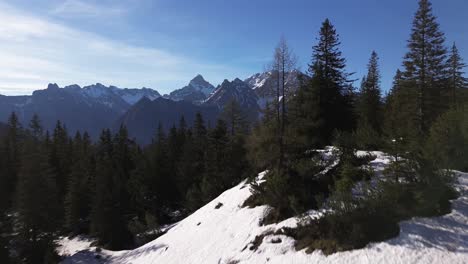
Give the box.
[1,0,468,263]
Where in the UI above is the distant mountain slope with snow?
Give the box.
[0,83,161,138]
[244,70,306,108]
[78,83,161,107]
[166,75,215,104]
[60,152,468,264]
[205,78,260,121]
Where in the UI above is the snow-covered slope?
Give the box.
[60,152,468,264]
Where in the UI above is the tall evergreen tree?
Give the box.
[355,51,383,148]
[312,18,355,136]
[183,113,210,211]
[290,19,354,147]
[312,19,351,87]
[16,116,60,263]
[248,101,280,170]
[128,124,172,227]
[50,120,72,203]
[91,129,132,250]
[64,132,94,233]
[220,99,249,136]
[447,42,467,106]
[0,112,22,212]
[201,120,229,202]
[28,114,43,139]
[402,0,448,132]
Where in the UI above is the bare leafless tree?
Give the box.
[270,36,297,171]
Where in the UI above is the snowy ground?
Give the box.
[59,152,468,264]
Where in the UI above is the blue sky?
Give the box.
[0,0,467,95]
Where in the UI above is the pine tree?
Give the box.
[292,19,355,147]
[128,124,169,227]
[220,99,249,136]
[50,120,72,204]
[447,42,467,106]
[312,19,351,87]
[28,114,43,139]
[384,70,423,156]
[0,112,22,212]
[64,132,94,233]
[248,102,280,170]
[183,113,208,210]
[356,51,383,149]
[201,120,229,202]
[402,0,448,132]
[91,129,132,250]
[16,116,60,263]
[192,113,208,180]
[177,116,187,150]
[425,107,468,171]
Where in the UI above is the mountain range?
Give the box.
[0,71,303,143]
[0,83,160,138]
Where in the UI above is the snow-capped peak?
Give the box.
[78,83,160,105]
[166,75,215,103]
[188,74,215,96]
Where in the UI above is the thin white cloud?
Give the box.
[51,0,125,18]
[0,2,243,95]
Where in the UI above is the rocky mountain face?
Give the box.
[205,78,260,121]
[0,83,161,138]
[244,70,306,108]
[166,75,215,104]
[116,97,219,144]
[0,95,31,123]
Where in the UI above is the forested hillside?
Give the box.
[0,0,467,263]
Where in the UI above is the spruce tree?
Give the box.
[220,99,249,136]
[402,0,448,132]
[312,19,351,86]
[128,126,166,227]
[0,112,22,212]
[293,18,355,146]
[248,101,280,170]
[16,116,60,263]
[28,114,43,139]
[447,42,467,106]
[50,120,72,204]
[64,132,94,233]
[201,120,229,202]
[384,69,421,154]
[356,51,383,149]
[91,129,132,250]
[185,113,208,208]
